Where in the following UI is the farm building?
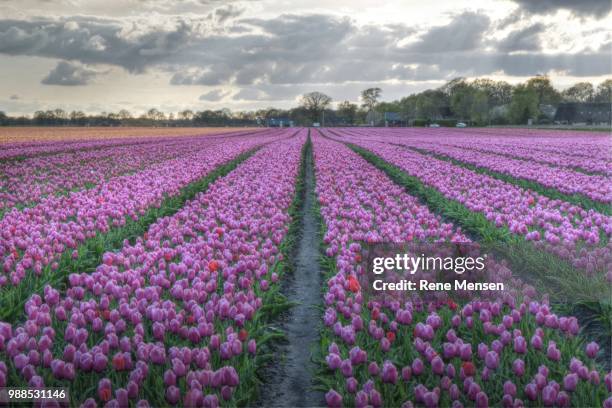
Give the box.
[266,117,294,127]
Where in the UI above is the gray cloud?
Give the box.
[405,12,490,53]
[498,23,546,51]
[509,0,611,18]
[199,89,229,101]
[0,17,193,73]
[9,94,19,100]
[41,61,98,85]
[0,9,610,103]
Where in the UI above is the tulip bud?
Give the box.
[563,373,578,392]
[325,389,342,407]
[165,386,180,405]
[381,361,398,384]
[585,342,599,359]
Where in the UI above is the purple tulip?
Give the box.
[370,389,382,407]
[221,386,232,401]
[381,361,398,384]
[349,347,367,365]
[503,381,516,397]
[412,358,424,376]
[563,373,578,392]
[512,359,525,377]
[542,385,557,406]
[484,351,499,370]
[513,336,527,354]
[585,341,599,358]
[475,391,488,408]
[431,356,444,375]
[340,359,353,377]
[325,389,342,407]
[346,377,358,393]
[423,391,438,408]
[354,390,368,408]
[326,353,341,370]
[556,391,570,407]
[524,383,538,401]
[459,344,472,360]
[478,343,488,360]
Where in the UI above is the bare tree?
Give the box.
[118,109,132,121]
[561,82,595,102]
[178,110,194,121]
[146,108,165,121]
[300,91,332,123]
[360,88,382,113]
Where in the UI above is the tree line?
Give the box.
[1,76,610,127]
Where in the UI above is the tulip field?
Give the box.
[0,127,610,407]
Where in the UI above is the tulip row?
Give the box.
[0,131,307,406]
[381,134,609,204]
[310,134,611,408]
[0,131,292,327]
[0,130,289,287]
[0,128,264,161]
[324,130,612,280]
[0,134,177,161]
[423,127,611,163]
[1,133,257,212]
[429,140,611,176]
[333,128,611,206]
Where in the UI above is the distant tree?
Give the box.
[449,84,490,124]
[469,90,490,125]
[69,110,87,125]
[440,77,467,101]
[193,109,231,126]
[399,94,418,122]
[0,111,7,126]
[146,108,165,121]
[288,106,310,125]
[220,108,232,119]
[561,82,595,102]
[416,89,447,119]
[594,79,612,103]
[263,108,282,120]
[450,83,476,120]
[525,75,561,105]
[360,88,382,113]
[178,110,194,121]
[34,110,55,125]
[300,92,332,123]
[509,85,539,124]
[118,109,132,121]
[472,78,513,106]
[54,109,68,122]
[337,100,358,125]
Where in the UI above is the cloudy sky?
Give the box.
[0,0,610,115]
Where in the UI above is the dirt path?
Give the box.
[257,137,324,407]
